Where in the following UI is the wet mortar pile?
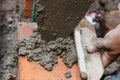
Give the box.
[17,31,77,71]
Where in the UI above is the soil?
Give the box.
[0,0,18,80]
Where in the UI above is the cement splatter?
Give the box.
[65,71,72,78]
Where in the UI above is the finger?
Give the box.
[102,51,119,68]
[87,38,105,53]
[87,45,97,53]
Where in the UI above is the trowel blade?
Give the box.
[37,0,92,41]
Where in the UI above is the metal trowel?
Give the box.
[36,0,92,41]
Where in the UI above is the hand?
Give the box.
[87,24,120,68]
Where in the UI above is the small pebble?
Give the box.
[65,71,72,78]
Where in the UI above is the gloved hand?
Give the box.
[87,24,120,68]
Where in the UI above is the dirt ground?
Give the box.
[0,0,120,80]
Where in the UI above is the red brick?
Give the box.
[24,0,32,18]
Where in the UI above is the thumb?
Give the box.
[87,38,105,53]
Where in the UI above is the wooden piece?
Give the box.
[74,26,87,74]
[75,18,104,80]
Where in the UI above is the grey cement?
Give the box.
[35,0,92,41]
[0,0,18,80]
[17,31,77,71]
[65,71,72,78]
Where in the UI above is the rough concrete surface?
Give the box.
[0,0,18,80]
